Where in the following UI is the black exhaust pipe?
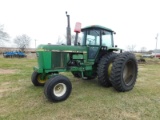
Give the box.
[66,11,71,45]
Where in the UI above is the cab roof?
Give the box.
[81,25,114,32]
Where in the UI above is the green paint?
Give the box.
[33,25,122,79]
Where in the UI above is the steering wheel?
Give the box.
[87,38,95,45]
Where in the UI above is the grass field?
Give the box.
[0,54,160,120]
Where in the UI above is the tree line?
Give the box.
[0,24,31,51]
[0,24,81,51]
[0,24,153,52]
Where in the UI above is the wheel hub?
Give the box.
[123,61,135,86]
[108,63,112,77]
[53,83,67,97]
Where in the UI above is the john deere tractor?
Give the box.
[31,14,138,102]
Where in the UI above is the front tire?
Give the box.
[44,75,72,102]
[31,71,49,86]
[110,52,138,92]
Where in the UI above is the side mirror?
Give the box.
[115,45,117,47]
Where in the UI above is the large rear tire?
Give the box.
[97,53,118,87]
[110,52,138,92]
[44,75,72,102]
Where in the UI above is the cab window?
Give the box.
[101,31,113,47]
[86,29,100,45]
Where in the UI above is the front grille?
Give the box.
[52,52,67,68]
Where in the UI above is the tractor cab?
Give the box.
[80,25,114,47]
[79,25,117,59]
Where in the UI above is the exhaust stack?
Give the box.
[66,11,71,45]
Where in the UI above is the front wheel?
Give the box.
[44,75,72,102]
[110,52,138,92]
[31,71,49,86]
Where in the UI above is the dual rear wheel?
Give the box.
[110,52,138,91]
[97,52,138,92]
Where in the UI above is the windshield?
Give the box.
[81,29,113,47]
[86,29,100,45]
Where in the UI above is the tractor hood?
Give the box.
[36,44,87,53]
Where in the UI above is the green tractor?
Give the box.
[31,14,138,102]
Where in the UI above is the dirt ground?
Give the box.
[0,69,16,74]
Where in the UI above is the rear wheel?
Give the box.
[44,75,72,102]
[110,52,138,92]
[97,53,118,87]
[31,71,49,86]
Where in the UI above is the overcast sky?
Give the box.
[0,0,160,50]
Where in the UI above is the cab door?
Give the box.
[85,29,101,60]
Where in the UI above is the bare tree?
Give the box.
[71,34,81,45]
[14,34,31,51]
[56,36,65,45]
[0,24,10,46]
[56,34,81,45]
[127,45,136,52]
[141,47,147,53]
[62,34,81,45]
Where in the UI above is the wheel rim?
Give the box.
[53,83,67,97]
[37,74,48,84]
[123,60,135,86]
[108,63,112,77]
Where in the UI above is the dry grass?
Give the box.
[0,55,160,120]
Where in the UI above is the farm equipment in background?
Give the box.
[151,49,160,59]
[3,51,27,58]
[31,13,138,102]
